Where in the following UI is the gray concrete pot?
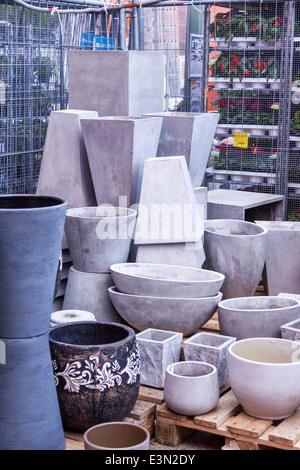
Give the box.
[51,309,96,327]
[110,263,224,298]
[143,112,219,187]
[164,361,219,416]
[228,338,300,420]
[65,206,137,273]
[204,219,268,299]
[81,116,162,207]
[0,195,67,338]
[136,328,183,389]
[108,286,222,336]
[255,221,300,295]
[183,332,236,388]
[218,296,300,340]
[281,318,300,341]
[63,267,123,324]
[84,422,150,450]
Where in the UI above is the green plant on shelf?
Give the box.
[290,111,300,136]
[288,209,300,222]
[209,10,268,44]
[212,143,277,174]
[288,167,300,183]
[211,52,280,81]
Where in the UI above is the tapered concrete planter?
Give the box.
[281,318,300,341]
[81,116,162,207]
[63,267,123,324]
[218,296,300,340]
[0,195,67,338]
[136,328,183,388]
[49,322,140,431]
[255,221,300,295]
[37,110,98,208]
[110,263,224,298]
[144,112,220,187]
[183,332,236,388]
[228,338,300,420]
[108,287,222,336]
[0,333,65,450]
[204,219,268,299]
[68,51,165,117]
[135,241,206,269]
[84,422,150,451]
[65,206,137,273]
[164,361,219,416]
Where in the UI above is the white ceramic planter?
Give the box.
[218,296,300,340]
[203,219,268,299]
[183,332,236,388]
[164,361,219,416]
[65,206,137,273]
[228,338,300,420]
[51,309,96,327]
[255,221,300,296]
[108,287,222,336]
[136,328,183,389]
[110,263,224,298]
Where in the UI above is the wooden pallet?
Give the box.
[64,386,164,451]
[155,386,300,451]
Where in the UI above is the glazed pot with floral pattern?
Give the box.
[49,321,141,432]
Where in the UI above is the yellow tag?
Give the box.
[204,88,208,107]
[233,132,249,148]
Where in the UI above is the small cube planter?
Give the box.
[183,332,236,388]
[281,318,300,342]
[136,328,183,389]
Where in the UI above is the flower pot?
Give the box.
[248,174,264,183]
[268,128,279,137]
[64,206,137,273]
[110,263,224,298]
[218,296,300,340]
[203,219,268,299]
[0,195,67,338]
[164,361,219,416]
[183,332,236,388]
[62,267,123,323]
[228,338,300,420]
[255,221,300,295]
[51,309,96,327]
[0,333,65,450]
[83,422,150,450]
[49,322,141,432]
[281,318,300,342]
[136,328,183,389]
[108,286,222,336]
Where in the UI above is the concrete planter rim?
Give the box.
[184,331,236,349]
[204,219,267,238]
[83,421,150,450]
[66,206,137,220]
[229,337,300,367]
[218,296,300,312]
[49,321,135,349]
[108,285,222,302]
[0,194,67,212]
[110,263,225,285]
[136,328,183,343]
[166,360,217,379]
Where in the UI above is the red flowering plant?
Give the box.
[212,52,279,81]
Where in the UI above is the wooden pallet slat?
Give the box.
[225,411,273,439]
[268,408,300,447]
[138,386,164,404]
[193,390,241,429]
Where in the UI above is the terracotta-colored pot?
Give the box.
[83,422,150,450]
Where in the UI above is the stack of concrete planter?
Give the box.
[63,205,138,323]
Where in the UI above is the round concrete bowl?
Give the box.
[108,287,222,336]
[204,219,268,299]
[64,205,137,273]
[228,337,300,420]
[110,263,225,298]
[164,361,219,416]
[83,422,150,450]
[218,296,300,340]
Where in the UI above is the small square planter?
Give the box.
[281,318,300,342]
[183,332,236,388]
[136,328,183,389]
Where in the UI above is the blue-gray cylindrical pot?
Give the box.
[0,195,68,338]
[0,332,66,450]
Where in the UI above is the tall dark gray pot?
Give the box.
[0,195,68,338]
[0,333,65,450]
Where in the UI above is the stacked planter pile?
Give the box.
[0,195,67,450]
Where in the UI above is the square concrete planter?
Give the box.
[281,318,300,342]
[136,328,183,389]
[68,50,165,117]
[183,332,236,388]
